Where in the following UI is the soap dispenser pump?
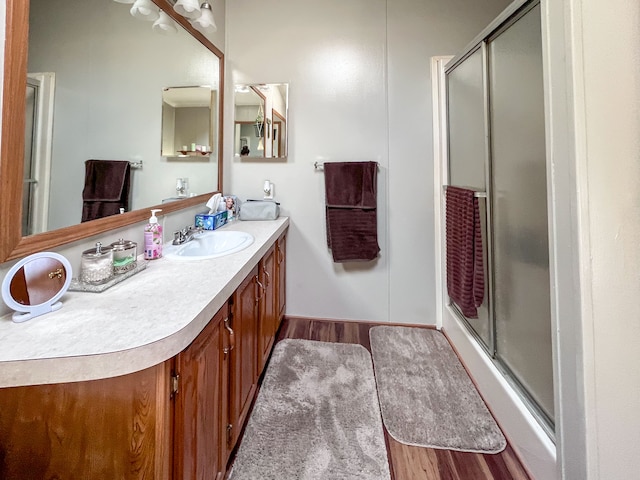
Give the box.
[144,209,163,260]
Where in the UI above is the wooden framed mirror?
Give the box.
[0,0,225,263]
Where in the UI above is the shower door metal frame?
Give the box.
[445,40,496,360]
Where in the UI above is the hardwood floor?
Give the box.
[272,317,531,480]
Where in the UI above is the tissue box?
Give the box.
[195,210,228,230]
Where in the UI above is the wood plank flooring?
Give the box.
[273,317,532,480]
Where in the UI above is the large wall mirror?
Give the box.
[0,0,224,263]
[234,83,288,159]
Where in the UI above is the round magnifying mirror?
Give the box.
[1,252,72,323]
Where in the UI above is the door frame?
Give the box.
[25,72,55,235]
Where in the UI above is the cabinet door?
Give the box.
[174,305,227,480]
[229,265,259,449]
[0,363,172,480]
[258,244,278,372]
[276,231,287,325]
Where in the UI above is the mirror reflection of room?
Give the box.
[24,0,220,235]
[161,86,215,157]
[234,83,288,159]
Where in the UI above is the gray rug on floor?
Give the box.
[228,339,391,480]
[369,326,506,454]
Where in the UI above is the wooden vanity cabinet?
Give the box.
[0,362,173,480]
[227,264,260,450]
[173,304,230,480]
[0,230,288,480]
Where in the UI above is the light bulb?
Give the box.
[153,11,178,34]
[192,2,217,33]
[173,0,201,20]
[130,0,160,21]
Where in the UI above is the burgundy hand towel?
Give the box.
[445,186,484,318]
[324,161,380,262]
[81,160,131,222]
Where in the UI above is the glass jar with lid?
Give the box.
[79,242,114,284]
[110,239,138,274]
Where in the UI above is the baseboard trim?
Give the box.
[282,315,437,330]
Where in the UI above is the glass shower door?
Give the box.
[447,47,492,351]
[488,3,554,424]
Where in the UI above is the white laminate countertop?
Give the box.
[0,218,289,388]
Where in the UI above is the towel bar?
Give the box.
[443,185,486,198]
[314,161,379,171]
[129,161,143,169]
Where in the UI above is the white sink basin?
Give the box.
[164,230,254,261]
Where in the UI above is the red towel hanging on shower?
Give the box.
[445,186,485,318]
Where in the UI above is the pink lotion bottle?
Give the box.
[144,209,163,260]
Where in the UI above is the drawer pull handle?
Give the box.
[224,317,235,354]
[256,279,265,303]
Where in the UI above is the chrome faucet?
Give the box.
[172,225,203,245]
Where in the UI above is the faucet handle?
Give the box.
[172,230,184,245]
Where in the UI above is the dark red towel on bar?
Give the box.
[445,186,484,318]
[81,159,131,222]
[324,161,380,262]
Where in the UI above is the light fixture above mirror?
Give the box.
[234,84,289,159]
[117,0,218,32]
[192,3,217,34]
[130,0,160,21]
[172,0,217,33]
[117,0,218,36]
[153,11,179,34]
[173,0,201,19]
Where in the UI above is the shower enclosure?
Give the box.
[445,0,554,432]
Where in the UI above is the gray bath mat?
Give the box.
[369,326,506,453]
[228,339,391,480]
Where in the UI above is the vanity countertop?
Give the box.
[0,217,289,388]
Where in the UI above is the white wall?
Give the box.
[225,0,511,324]
[571,0,640,477]
[539,0,640,477]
